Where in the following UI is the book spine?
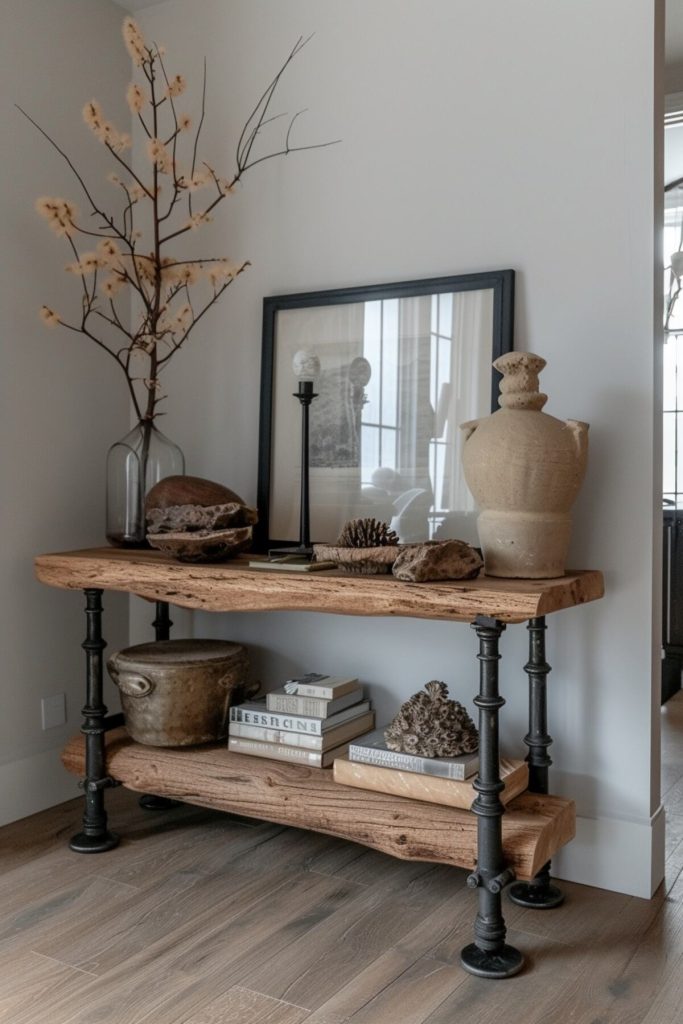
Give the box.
[347,745,476,780]
[229,707,323,735]
[295,684,337,699]
[267,694,333,717]
[228,736,327,766]
[230,723,323,750]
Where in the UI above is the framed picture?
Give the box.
[255,270,514,551]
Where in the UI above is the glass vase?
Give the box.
[106,421,185,547]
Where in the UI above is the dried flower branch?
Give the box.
[18,18,339,427]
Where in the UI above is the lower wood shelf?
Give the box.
[62,729,575,882]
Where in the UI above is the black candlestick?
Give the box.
[270,379,318,559]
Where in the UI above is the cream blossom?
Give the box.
[146,137,172,173]
[185,211,212,230]
[126,82,145,114]
[122,17,147,67]
[166,74,186,98]
[102,272,126,297]
[35,197,78,237]
[82,100,129,150]
[39,305,60,327]
[206,260,239,286]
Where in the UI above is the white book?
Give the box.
[293,677,359,700]
[230,699,372,736]
[230,711,375,751]
[228,735,349,768]
[349,728,479,781]
[266,688,363,718]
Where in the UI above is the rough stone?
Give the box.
[147,526,253,563]
[147,502,258,535]
[392,540,482,583]
[384,681,479,757]
[145,475,246,513]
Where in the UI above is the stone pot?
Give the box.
[107,639,254,746]
[460,352,588,579]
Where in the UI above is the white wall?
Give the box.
[0,0,130,825]
[132,0,664,897]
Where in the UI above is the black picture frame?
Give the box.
[255,269,515,552]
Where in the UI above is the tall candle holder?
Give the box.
[269,350,320,561]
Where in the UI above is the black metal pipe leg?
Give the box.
[461,618,524,979]
[508,616,564,909]
[152,600,172,641]
[70,589,120,853]
[140,602,180,813]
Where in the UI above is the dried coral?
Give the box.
[384,681,478,757]
[336,518,398,548]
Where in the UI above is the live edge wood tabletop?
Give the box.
[34,547,604,980]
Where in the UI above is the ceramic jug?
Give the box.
[460,352,588,578]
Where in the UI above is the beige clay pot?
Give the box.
[460,352,588,579]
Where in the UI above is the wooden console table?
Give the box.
[35,547,604,980]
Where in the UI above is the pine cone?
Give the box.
[336,517,398,548]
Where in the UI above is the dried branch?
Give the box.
[24,17,338,425]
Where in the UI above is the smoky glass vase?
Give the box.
[106,420,185,547]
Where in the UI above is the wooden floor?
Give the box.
[3,696,683,1024]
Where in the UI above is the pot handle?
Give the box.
[460,418,479,442]
[111,671,155,698]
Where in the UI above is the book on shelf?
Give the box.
[229,710,375,752]
[228,735,348,767]
[289,676,359,700]
[348,728,479,780]
[248,557,336,572]
[333,756,528,809]
[266,687,363,718]
[230,699,371,736]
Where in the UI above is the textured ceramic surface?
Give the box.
[108,639,253,746]
[461,352,588,578]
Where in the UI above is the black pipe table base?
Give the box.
[460,617,524,979]
[69,589,119,854]
[66,595,565,977]
[138,601,182,812]
[508,616,565,911]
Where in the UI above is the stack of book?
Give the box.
[333,728,527,809]
[228,676,373,768]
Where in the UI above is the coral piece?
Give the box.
[146,526,252,563]
[392,540,483,583]
[337,517,398,548]
[145,475,258,562]
[313,544,399,575]
[384,681,478,757]
[147,501,257,535]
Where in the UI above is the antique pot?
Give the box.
[107,639,253,746]
[460,352,588,579]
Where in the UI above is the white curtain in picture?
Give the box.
[440,289,493,511]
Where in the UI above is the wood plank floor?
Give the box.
[2,693,683,1024]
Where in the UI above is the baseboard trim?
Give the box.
[0,747,81,828]
[553,806,666,898]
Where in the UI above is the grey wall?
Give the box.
[0,0,130,824]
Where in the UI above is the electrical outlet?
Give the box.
[41,693,66,730]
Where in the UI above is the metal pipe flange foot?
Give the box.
[508,879,564,909]
[460,942,524,979]
[138,794,181,811]
[69,829,120,854]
